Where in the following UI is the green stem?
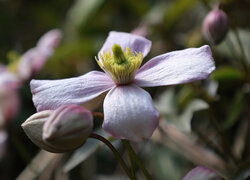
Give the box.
[122,140,153,180]
[122,140,137,180]
[89,133,135,180]
[193,126,228,161]
[232,27,249,75]
[209,114,238,164]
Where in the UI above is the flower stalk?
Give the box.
[232,27,249,75]
[122,140,138,180]
[89,133,135,180]
[122,140,153,180]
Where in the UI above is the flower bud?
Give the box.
[22,105,93,153]
[202,7,229,45]
[21,110,54,151]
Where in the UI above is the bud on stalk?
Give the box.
[22,105,93,153]
[202,6,229,45]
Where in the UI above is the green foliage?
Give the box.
[1,0,250,179]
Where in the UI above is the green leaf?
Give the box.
[154,88,177,115]
[165,99,209,132]
[175,99,209,132]
[177,86,194,109]
[151,146,188,180]
[216,29,250,65]
[155,89,209,132]
[230,161,250,180]
[64,0,106,41]
[211,66,244,82]
[163,0,198,28]
[223,91,244,129]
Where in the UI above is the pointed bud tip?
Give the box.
[22,105,93,153]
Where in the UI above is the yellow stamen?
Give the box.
[96,44,143,85]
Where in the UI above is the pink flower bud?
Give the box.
[22,105,93,153]
[43,105,93,153]
[202,7,229,45]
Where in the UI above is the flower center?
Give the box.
[96,44,143,85]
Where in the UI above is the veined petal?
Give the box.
[134,45,215,87]
[31,71,115,111]
[103,84,159,142]
[98,31,152,59]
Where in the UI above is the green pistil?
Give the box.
[112,44,127,64]
[97,44,143,84]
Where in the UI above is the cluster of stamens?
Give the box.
[96,44,143,85]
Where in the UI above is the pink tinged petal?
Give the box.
[102,84,159,142]
[134,45,215,87]
[0,88,20,127]
[0,66,20,89]
[31,71,115,111]
[98,31,152,59]
[183,166,221,180]
[36,29,62,56]
[18,48,47,81]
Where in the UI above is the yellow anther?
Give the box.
[97,44,143,85]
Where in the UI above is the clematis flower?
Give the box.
[30,31,215,142]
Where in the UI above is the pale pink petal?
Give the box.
[31,71,115,111]
[183,166,221,180]
[36,29,62,56]
[0,65,20,89]
[18,48,47,81]
[0,88,20,127]
[98,31,152,59]
[134,45,215,87]
[102,84,159,142]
